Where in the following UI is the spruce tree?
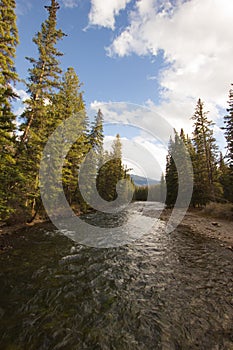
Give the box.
[89,109,104,154]
[0,0,19,219]
[21,0,65,143]
[184,133,199,207]
[223,85,233,202]
[96,134,130,203]
[57,68,89,205]
[219,152,230,202]
[165,136,178,208]
[75,109,104,212]
[19,0,65,217]
[96,134,123,202]
[0,0,18,100]
[110,133,126,201]
[191,99,219,205]
[165,130,193,208]
[160,173,166,202]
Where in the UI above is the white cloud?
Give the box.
[89,98,227,177]
[12,87,29,101]
[14,106,25,118]
[89,100,174,143]
[61,0,79,8]
[89,101,172,178]
[88,0,132,29]
[106,0,233,126]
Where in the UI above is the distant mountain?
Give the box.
[130,174,160,186]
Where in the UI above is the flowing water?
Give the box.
[0,203,233,349]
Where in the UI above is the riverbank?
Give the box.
[182,212,233,249]
[0,220,51,252]
[0,206,233,252]
[161,207,233,249]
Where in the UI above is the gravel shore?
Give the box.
[161,209,233,250]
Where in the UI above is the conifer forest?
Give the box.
[0,0,233,222]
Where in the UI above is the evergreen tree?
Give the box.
[0,0,19,219]
[165,130,193,208]
[134,185,148,201]
[191,99,219,205]
[81,109,104,208]
[18,0,65,217]
[222,85,233,202]
[96,134,133,205]
[184,133,200,207]
[165,136,178,208]
[159,172,166,202]
[111,133,124,193]
[97,134,124,202]
[56,68,89,205]
[219,152,230,202]
[21,0,65,143]
[89,109,104,154]
[0,0,18,101]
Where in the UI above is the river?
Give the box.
[0,202,233,349]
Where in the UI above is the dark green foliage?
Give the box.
[96,134,132,203]
[0,0,19,219]
[222,85,233,202]
[18,0,66,217]
[165,100,222,209]
[165,130,193,208]
[57,68,89,205]
[160,173,166,202]
[165,135,178,208]
[0,0,18,88]
[78,109,105,212]
[219,152,231,202]
[133,186,148,201]
[224,85,233,166]
[191,99,220,205]
[89,109,104,154]
[134,176,165,203]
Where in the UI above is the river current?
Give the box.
[0,202,233,349]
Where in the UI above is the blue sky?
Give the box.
[14,0,233,178]
[15,0,162,106]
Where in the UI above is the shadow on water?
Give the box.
[0,203,233,349]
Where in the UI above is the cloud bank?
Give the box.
[88,0,132,29]
[89,0,232,131]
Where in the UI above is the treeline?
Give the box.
[133,93,233,209]
[0,0,132,223]
[1,1,233,224]
[133,174,166,202]
[165,96,233,208]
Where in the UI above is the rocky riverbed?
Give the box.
[0,207,233,252]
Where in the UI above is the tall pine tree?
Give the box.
[191,99,219,205]
[96,134,131,203]
[223,85,233,202]
[57,67,89,205]
[165,136,178,208]
[0,0,19,219]
[159,173,166,202]
[19,0,65,217]
[165,130,192,208]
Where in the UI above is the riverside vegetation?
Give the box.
[1,0,233,227]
